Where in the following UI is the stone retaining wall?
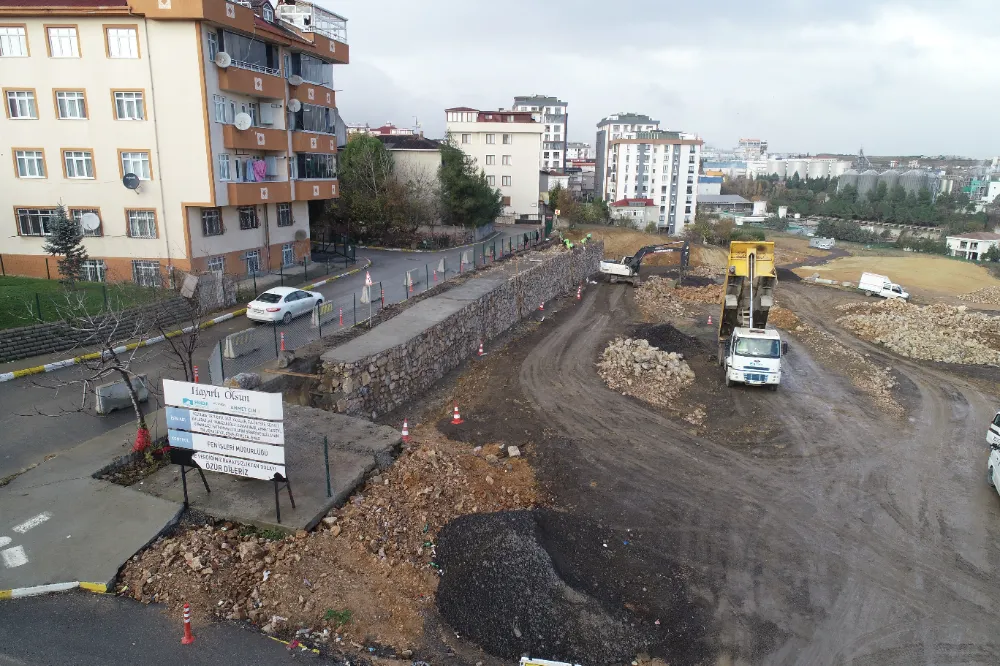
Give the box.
[0,296,193,363]
[315,243,603,417]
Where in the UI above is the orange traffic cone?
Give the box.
[478,341,484,357]
[401,419,410,442]
[707,315,713,326]
[539,301,545,311]
[451,403,464,425]
[181,603,195,645]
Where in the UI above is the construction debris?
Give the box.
[597,337,695,406]
[836,300,1000,365]
[635,276,721,321]
[957,285,1000,306]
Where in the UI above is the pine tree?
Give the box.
[42,204,88,283]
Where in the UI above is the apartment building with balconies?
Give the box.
[512,95,566,170]
[0,0,347,284]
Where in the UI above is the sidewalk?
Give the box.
[0,410,181,595]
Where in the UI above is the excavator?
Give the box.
[717,240,788,390]
[598,240,690,286]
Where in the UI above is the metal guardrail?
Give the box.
[231,59,281,78]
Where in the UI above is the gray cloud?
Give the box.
[324,0,1000,156]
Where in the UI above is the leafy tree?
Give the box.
[984,246,1000,263]
[439,141,503,228]
[42,204,88,284]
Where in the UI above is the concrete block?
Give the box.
[95,373,149,415]
[223,328,260,359]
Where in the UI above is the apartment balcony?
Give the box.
[228,180,292,206]
[293,179,339,201]
[289,82,336,109]
[218,65,285,100]
[291,131,338,154]
[128,0,254,32]
[222,124,288,152]
[276,1,349,64]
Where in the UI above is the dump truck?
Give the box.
[717,241,788,390]
[598,241,690,286]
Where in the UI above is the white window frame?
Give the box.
[502,155,511,166]
[207,256,225,274]
[127,210,157,238]
[486,133,495,144]
[485,155,495,165]
[0,26,28,57]
[56,91,86,119]
[502,134,511,145]
[461,133,471,144]
[213,94,226,123]
[201,208,223,236]
[486,175,495,186]
[16,208,56,236]
[207,31,218,61]
[262,4,274,21]
[114,91,144,120]
[502,175,511,187]
[106,27,138,59]
[282,243,295,267]
[217,153,231,181]
[80,259,106,282]
[276,202,292,227]
[14,150,45,178]
[47,26,79,57]
[121,151,151,180]
[6,90,36,119]
[64,150,94,179]
[132,260,160,287]
[71,208,101,237]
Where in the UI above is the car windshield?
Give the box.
[735,337,780,358]
[256,293,282,303]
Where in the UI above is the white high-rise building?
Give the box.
[512,95,567,170]
[595,113,702,235]
[566,142,592,160]
[445,107,542,219]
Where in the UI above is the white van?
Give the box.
[858,272,909,300]
[986,412,1000,492]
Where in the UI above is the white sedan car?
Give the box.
[247,286,323,324]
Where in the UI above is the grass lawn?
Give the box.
[0,276,167,331]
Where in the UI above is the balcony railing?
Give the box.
[232,59,280,78]
[233,0,251,6]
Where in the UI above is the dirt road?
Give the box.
[444,280,1000,664]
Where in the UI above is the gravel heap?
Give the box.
[958,285,1000,306]
[597,337,695,406]
[435,511,642,664]
[636,276,720,321]
[836,300,1000,365]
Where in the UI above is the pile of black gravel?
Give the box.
[629,323,703,354]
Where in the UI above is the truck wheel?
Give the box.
[725,377,733,387]
[610,276,618,284]
[864,290,873,297]
[769,384,778,392]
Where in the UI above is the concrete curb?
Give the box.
[0,258,371,384]
[359,231,503,253]
[0,580,107,600]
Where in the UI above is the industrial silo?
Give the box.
[788,159,807,180]
[768,158,786,179]
[838,169,859,192]
[807,160,829,180]
[856,169,879,199]
[830,160,852,178]
[878,169,900,191]
[900,169,926,195]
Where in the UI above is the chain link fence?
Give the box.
[209,230,542,385]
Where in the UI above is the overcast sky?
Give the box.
[319,0,999,158]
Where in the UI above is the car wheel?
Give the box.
[989,467,995,488]
[282,312,292,325]
[864,290,873,297]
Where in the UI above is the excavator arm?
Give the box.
[625,241,691,273]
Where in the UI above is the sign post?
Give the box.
[163,379,294,522]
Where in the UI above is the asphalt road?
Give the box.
[0,591,340,665]
[0,226,535,479]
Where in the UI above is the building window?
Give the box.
[461,134,471,144]
[121,151,151,180]
[213,94,227,123]
[127,209,157,238]
[207,31,218,61]
[486,134,495,144]
[276,202,292,227]
[63,150,94,179]
[293,153,336,179]
[291,102,335,133]
[47,26,79,57]
[16,208,55,236]
[238,206,259,230]
[0,26,28,57]
[502,196,511,206]
[502,134,511,145]
[71,208,101,237]
[245,249,261,274]
[207,255,225,274]
[502,155,511,166]
[80,259,106,282]
[217,153,231,181]
[106,26,138,58]
[485,155,495,165]
[543,152,549,159]
[114,91,144,120]
[132,260,160,287]
[552,152,560,160]
[201,208,223,236]
[56,91,86,119]
[502,175,511,187]
[14,150,45,178]
[486,175,495,186]
[6,90,36,119]
[282,243,295,267]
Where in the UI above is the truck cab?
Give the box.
[724,327,787,390]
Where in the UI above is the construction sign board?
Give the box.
[163,379,282,420]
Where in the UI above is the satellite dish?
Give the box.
[234,112,252,131]
[214,51,232,68]
[287,74,303,86]
[122,173,140,190]
[80,212,101,232]
[294,229,307,241]
[288,98,302,113]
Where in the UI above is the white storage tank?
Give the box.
[768,158,786,179]
[787,159,808,179]
[807,160,829,180]
[856,169,879,199]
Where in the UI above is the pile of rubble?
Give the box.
[118,428,542,655]
[958,285,1000,306]
[836,300,1000,365]
[635,277,720,321]
[597,337,695,406]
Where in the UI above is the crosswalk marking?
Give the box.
[12,512,51,534]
